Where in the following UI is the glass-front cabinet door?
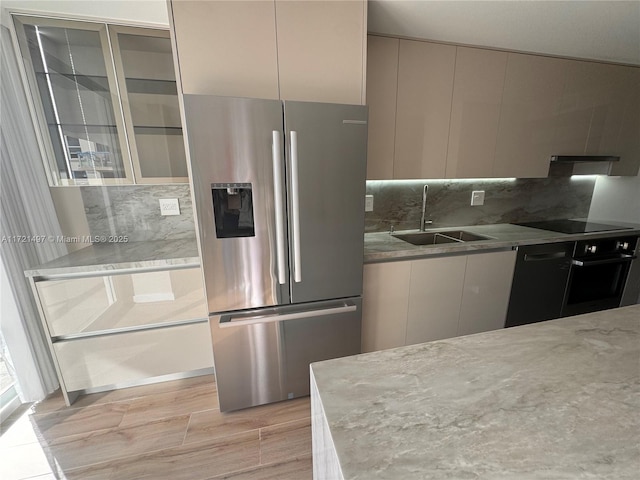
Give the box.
[13,16,188,185]
[14,16,134,185]
[110,26,188,183]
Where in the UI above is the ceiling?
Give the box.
[368,0,640,65]
[3,1,638,65]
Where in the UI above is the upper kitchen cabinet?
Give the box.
[495,57,639,177]
[109,26,188,183]
[169,0,367,104]
[446,47,508,178]
[366,35,398,179]
[547,60,640,176]
[275,0,366,104]
[169,0,280,98]
[493,53,568,178]
[394,40,456,179]
[14,16,132,185]
[13,16,188,185]
[608,67,640,176]
[580,63,640,176]
[366,34,640,180]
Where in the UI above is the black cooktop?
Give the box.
[514,219,632,234]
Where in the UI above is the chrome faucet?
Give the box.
[420,184,433,231]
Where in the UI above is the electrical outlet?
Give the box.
[159,198,180,216]
[471,190,485,206]
[365,195,374,212]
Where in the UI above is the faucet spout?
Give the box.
[420,184,433,231]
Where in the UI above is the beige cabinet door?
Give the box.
[494,53,568,178]
[457,250,516,336]
[552,60,607,155]
[54,322,213,391]
[395,40,456,179]
[362,262,411,352]
[582,62,625,155]
[552,60,640,175]
[597,65,640,176]
[275,0,366,104]
[366,35,399,179]
[446,47,508,178]
[170,0,279,98]
[406,255,466,345]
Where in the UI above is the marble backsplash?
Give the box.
[365,177,597,233]
[81,184,196,241]
[78,178,597,239]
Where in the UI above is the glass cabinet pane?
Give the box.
[17,19,132,183]
[114,29,188,181]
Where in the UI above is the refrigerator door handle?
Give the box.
[218,301,357,328]
[272,130,287,285]
[290,130,302,283]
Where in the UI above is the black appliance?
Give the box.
[506,234,639,328]
[505,242,574,328]
[514,219,632,234]
[562,236,638,317]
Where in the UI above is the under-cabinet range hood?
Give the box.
[548,155,620,176]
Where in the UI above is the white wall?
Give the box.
[1,0,169,28]
[588,176,640,224]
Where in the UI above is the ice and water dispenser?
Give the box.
[211,183,255,238]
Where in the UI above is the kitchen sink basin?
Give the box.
[436,230,491,242]
[393,230,491,246]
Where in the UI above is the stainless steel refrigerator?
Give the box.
[183,96,367,412]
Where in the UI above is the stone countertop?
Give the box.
[365,221,640,262]
[24,238,200,277]
[311,305,640,480]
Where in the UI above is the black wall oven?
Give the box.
[562,236,638,317]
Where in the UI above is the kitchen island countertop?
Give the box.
[310,305,640,479]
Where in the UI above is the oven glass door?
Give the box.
[563,257,632,316]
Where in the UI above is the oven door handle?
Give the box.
[571,254,637,267]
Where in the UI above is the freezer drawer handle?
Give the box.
[290,130,302,283]
[571,254,636,267]
[272,130,286,285]
[219,302,357,328]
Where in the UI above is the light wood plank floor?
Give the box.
[0,375,312,480]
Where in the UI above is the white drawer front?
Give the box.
[54,321,213,391]
[36,268,207,336]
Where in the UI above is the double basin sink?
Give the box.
[393,230,491,246]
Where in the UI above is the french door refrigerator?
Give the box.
[183,96,367,411]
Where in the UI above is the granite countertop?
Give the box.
[25,238,200,277]
[365,221,640,262]
[311,304,640,480]
[25,220,640,275]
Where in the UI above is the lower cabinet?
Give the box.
[54,322,212,392]
[457,250,517,336]
[362,249,516,352]
[361,261,411,352]
[407,255,466,344]
[31,265,213,405]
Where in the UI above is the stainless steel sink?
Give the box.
[436,230,491,242]
[393,230,491,246]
